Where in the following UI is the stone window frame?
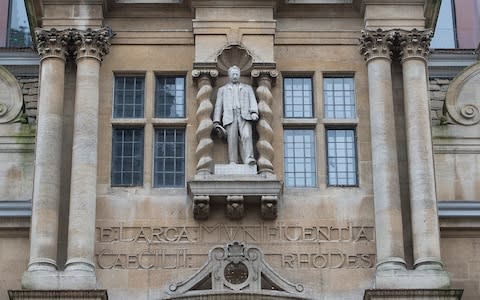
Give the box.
[110,71,188,189]
[322,72,359,188]
[281,72,318,188]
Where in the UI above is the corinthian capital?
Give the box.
[397,29,433,62]
[359,29,395,62]
[35,28,70,61]
[72,27,114,61]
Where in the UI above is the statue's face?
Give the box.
[229,69,240,83]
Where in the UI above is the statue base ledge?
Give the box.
[188,174,282,220]
[364,289,463,300]
[374,269,451,289]
[9,289,107,300]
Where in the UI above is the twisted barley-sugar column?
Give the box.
[252,70,277,175]
[65,28,112,274]
[27,28,69,272]
[192,69,218,175]
[360,29,406,272]
[399,29,443,271]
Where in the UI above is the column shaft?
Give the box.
[367,57,406,270]
[65,57,101,272]
[402,57,442,269]
[28,57,65,271]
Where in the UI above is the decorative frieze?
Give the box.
[192,69,218,175]
[251,69,278,176]
[359,29,395,62]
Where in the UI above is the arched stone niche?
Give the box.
[216,44,254,75]
[0,67,23,124]
[445,62,480,126]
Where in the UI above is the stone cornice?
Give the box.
[359,29,395,63]
[398,28,433,62]
[72,27,114,62]
[34,28,70,61]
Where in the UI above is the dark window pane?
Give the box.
[283,129,316,187]
[111,128,144,186]
[7,0,32,47]
[113,76,145,118]
[154,128,185,187]
[326,129,357,186]
[155,76,186,118]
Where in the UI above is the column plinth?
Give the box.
[360,29,406,274]
[65,28,112,277]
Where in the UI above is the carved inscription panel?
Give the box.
[95,222,376,270]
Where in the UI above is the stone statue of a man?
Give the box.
[213,65,259,165]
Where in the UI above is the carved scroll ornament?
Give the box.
[445,63,480,126]
[0,67,23,123]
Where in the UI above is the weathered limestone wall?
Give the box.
[0,237,29,300]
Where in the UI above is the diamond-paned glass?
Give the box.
[324,77,356,119]
[283,77,313,118]
[326,129,357,186]
[155,76,185,118]
[284,129,316,187]
[154,128,185,187]
[113,76,145,118]
[111,128,144,186]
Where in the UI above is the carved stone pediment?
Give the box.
[0,67,23,124]
[166,241,305,299]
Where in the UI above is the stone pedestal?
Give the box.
[188,172,282,220]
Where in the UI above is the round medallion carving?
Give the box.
[0,67,23,123]
[224,262,249,285]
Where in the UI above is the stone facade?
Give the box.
[0,0,479,300]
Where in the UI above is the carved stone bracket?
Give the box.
[71,27,113,62]
[359,29,395,62]
[192,69,219,175]
[189,176,282,220]
[251,69,278,176]
[167,241,304,297]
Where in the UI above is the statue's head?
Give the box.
[228,66,240,83]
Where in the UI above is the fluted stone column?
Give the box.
[192,69,218,175]
[398,29,444,271]
[251,69,278,176]
[65,28,112,275]
[27,28,69,273]
[360,29,407,272]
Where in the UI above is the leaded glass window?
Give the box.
[154,128,185,187]
[326,129,357,186]
[111,128,144,186]
[324,77,356,119]
[113,76,145,118]
[283,77,313,118]
[284,129,316,187]
[155,76,185,118]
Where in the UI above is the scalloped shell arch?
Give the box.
[216,45,253,75]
